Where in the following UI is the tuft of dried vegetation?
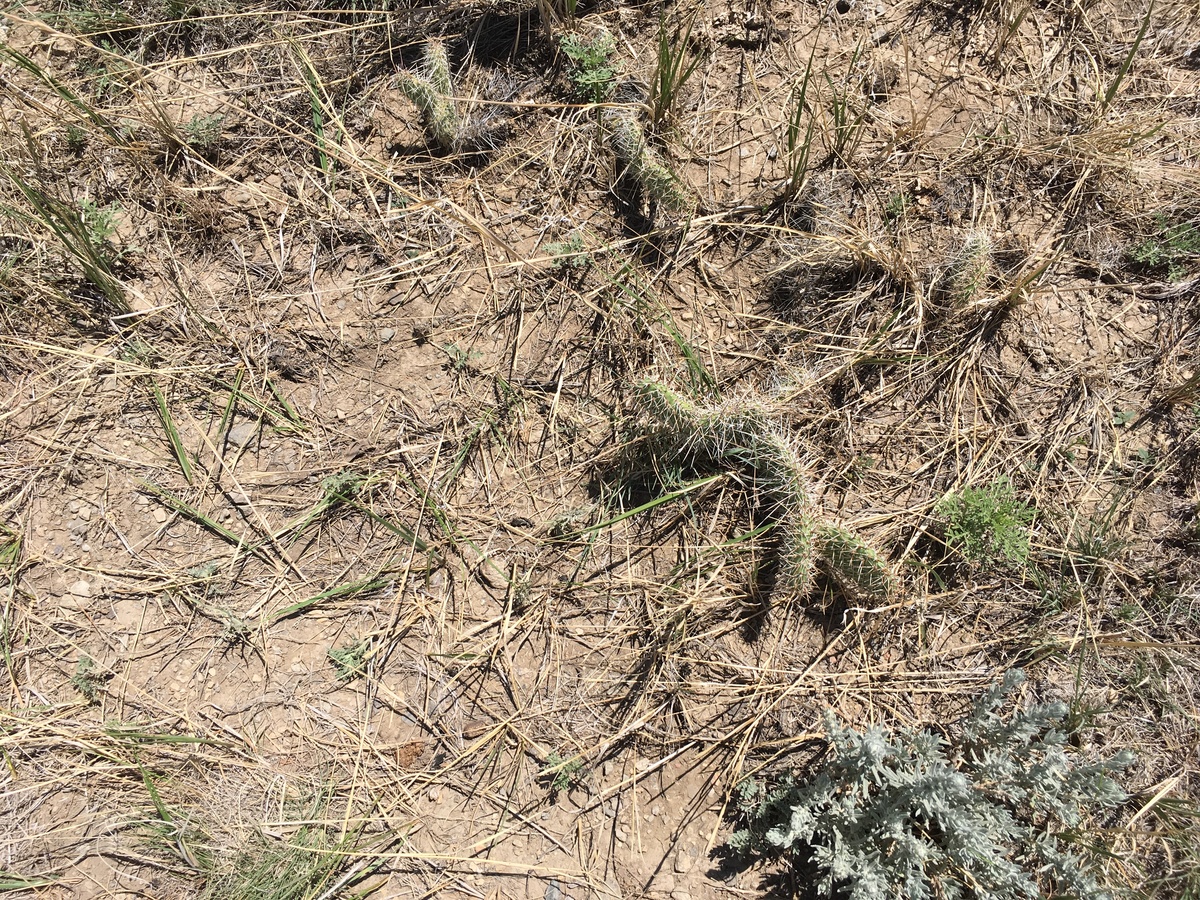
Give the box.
[1,0,1198,898]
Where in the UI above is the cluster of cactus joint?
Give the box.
[397,41,460,152]
[602,108,696,215]
[947,229,996,306]
[635,381,895,606]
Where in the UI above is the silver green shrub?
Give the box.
[730,670,1134,900]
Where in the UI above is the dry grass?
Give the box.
[1,0,1199,898]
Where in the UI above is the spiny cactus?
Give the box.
[815,524,897,604]
[397,41,460,151]
[947,229,995,306]
[634,381,893,606]
[602,108,696,215]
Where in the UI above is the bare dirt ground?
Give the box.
[1,0,1199,898]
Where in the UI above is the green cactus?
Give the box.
[634,381,894,606]
[814,524,896,605]
[603,109,696,216]
[947,230,995,306]
[398,41,460,151]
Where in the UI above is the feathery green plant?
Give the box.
[603,108,696,215]
[559,29,618,103]
[1130,215,1200,281]
[543,232,589,269]
[730,670,1134,900]
[71,655,104,702]
[937,475,1034,567]
[634,381,893,605]
[327,638,368,683]
[397,41,459,151]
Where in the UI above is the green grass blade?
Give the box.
[148,380,194,484]
[0,871,59,892]
[1103,0,1155,111]
[137,479,271,563]
[4,171,128,312]
[270,575,395,623]
[566,473,726,538]
[345,499,430,552]
[215,367,244,445]
[0,46,122,142]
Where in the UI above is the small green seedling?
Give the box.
[1131,215,1200,281]
[542,751,583,794]
[64,124,88,152]
[884,192,912,222]
[936,476,1034,567]
[79,198,121,249]
[182,113,223,151]
[441,343,481,374]
[559,29,618,103]
[543,232,589,270]
[71,655,103,701]
[328,639,369,682]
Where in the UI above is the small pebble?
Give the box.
[69,579,92,598]
[228,422,257,448]
[674,850,694,874]
[380,327,396,343]
[153,508,168,524]
[78,506,91,522]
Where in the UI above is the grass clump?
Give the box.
[201,827,357,900]
[559,29,618,103]
[397,41,460,152]
[648,11,703,130]
[730,670,1133,900]
[937,476,1034,568]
